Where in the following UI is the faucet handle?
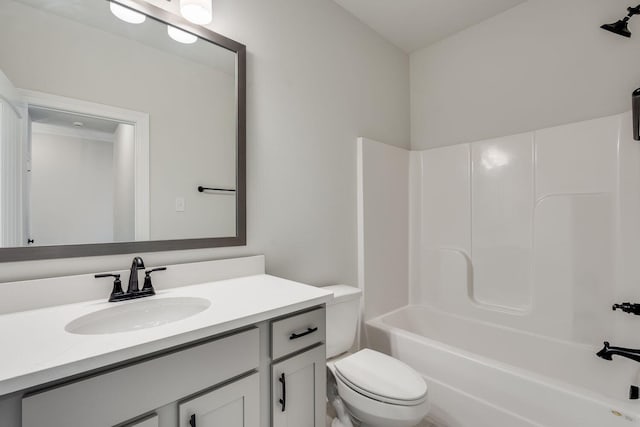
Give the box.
[95,273,124,301]
[613,302,640,315]
[142,267,167,294]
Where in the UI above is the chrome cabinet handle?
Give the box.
[289,327,318,340]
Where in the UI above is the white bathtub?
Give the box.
[366,305,640,427]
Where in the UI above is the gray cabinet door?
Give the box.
[178,373,260,427]
[271,345,326,427]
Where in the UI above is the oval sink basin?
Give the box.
[65,297,211,335]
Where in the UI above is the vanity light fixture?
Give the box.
[180,0,212,25]
[110,2,146,24]
[167,25,198,44]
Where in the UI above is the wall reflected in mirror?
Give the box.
[0,0,238,248]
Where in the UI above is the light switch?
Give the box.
[175,197,185,212]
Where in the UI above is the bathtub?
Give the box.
[366,305,640,427]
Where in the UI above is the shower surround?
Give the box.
[410,112,640,347]
[359,111,640,426]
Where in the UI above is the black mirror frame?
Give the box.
[0,0,246,262]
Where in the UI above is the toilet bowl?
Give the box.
[328,349,429,427]
[324,285,429,427]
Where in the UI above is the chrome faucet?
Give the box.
[127,256,146,294]
[597,342,640,363]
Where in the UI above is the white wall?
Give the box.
[411,0,640,149]
[113,124,135,242]
[412,112,640,347]
[0,0,409,285]
[30,127,114,246]
[357,138,409,325]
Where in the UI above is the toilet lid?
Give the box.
[334,349,427,405]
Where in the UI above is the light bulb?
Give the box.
[180,0,212,25]
[168,26,198,44]
[110,2,146,24]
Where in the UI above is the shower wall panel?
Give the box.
[471,133,534,311]
[412,113,636,344]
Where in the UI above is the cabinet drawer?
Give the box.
[271,307,325,360]
[23,328,259,427]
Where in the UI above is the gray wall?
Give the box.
[0,0,410,286]
[411,0,640,149]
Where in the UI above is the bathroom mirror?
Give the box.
[0,0,246,261]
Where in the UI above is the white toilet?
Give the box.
[324,285,429,427]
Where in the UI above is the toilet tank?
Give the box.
[323,285,362,358]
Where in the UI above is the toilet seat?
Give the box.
[335,371,427,406]
[333,349,428,406]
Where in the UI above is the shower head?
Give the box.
[602,4,640,38]
[601,19,632,38]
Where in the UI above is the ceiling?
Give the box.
[333,0,527,53]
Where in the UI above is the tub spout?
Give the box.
[597,342,640,363]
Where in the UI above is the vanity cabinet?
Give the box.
[13,304,329,427]
[178,373,259,427]
[22,328,259,427]
[270,308,326,427]
[0,259,335,427]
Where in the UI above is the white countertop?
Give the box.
[0,274,333,396]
